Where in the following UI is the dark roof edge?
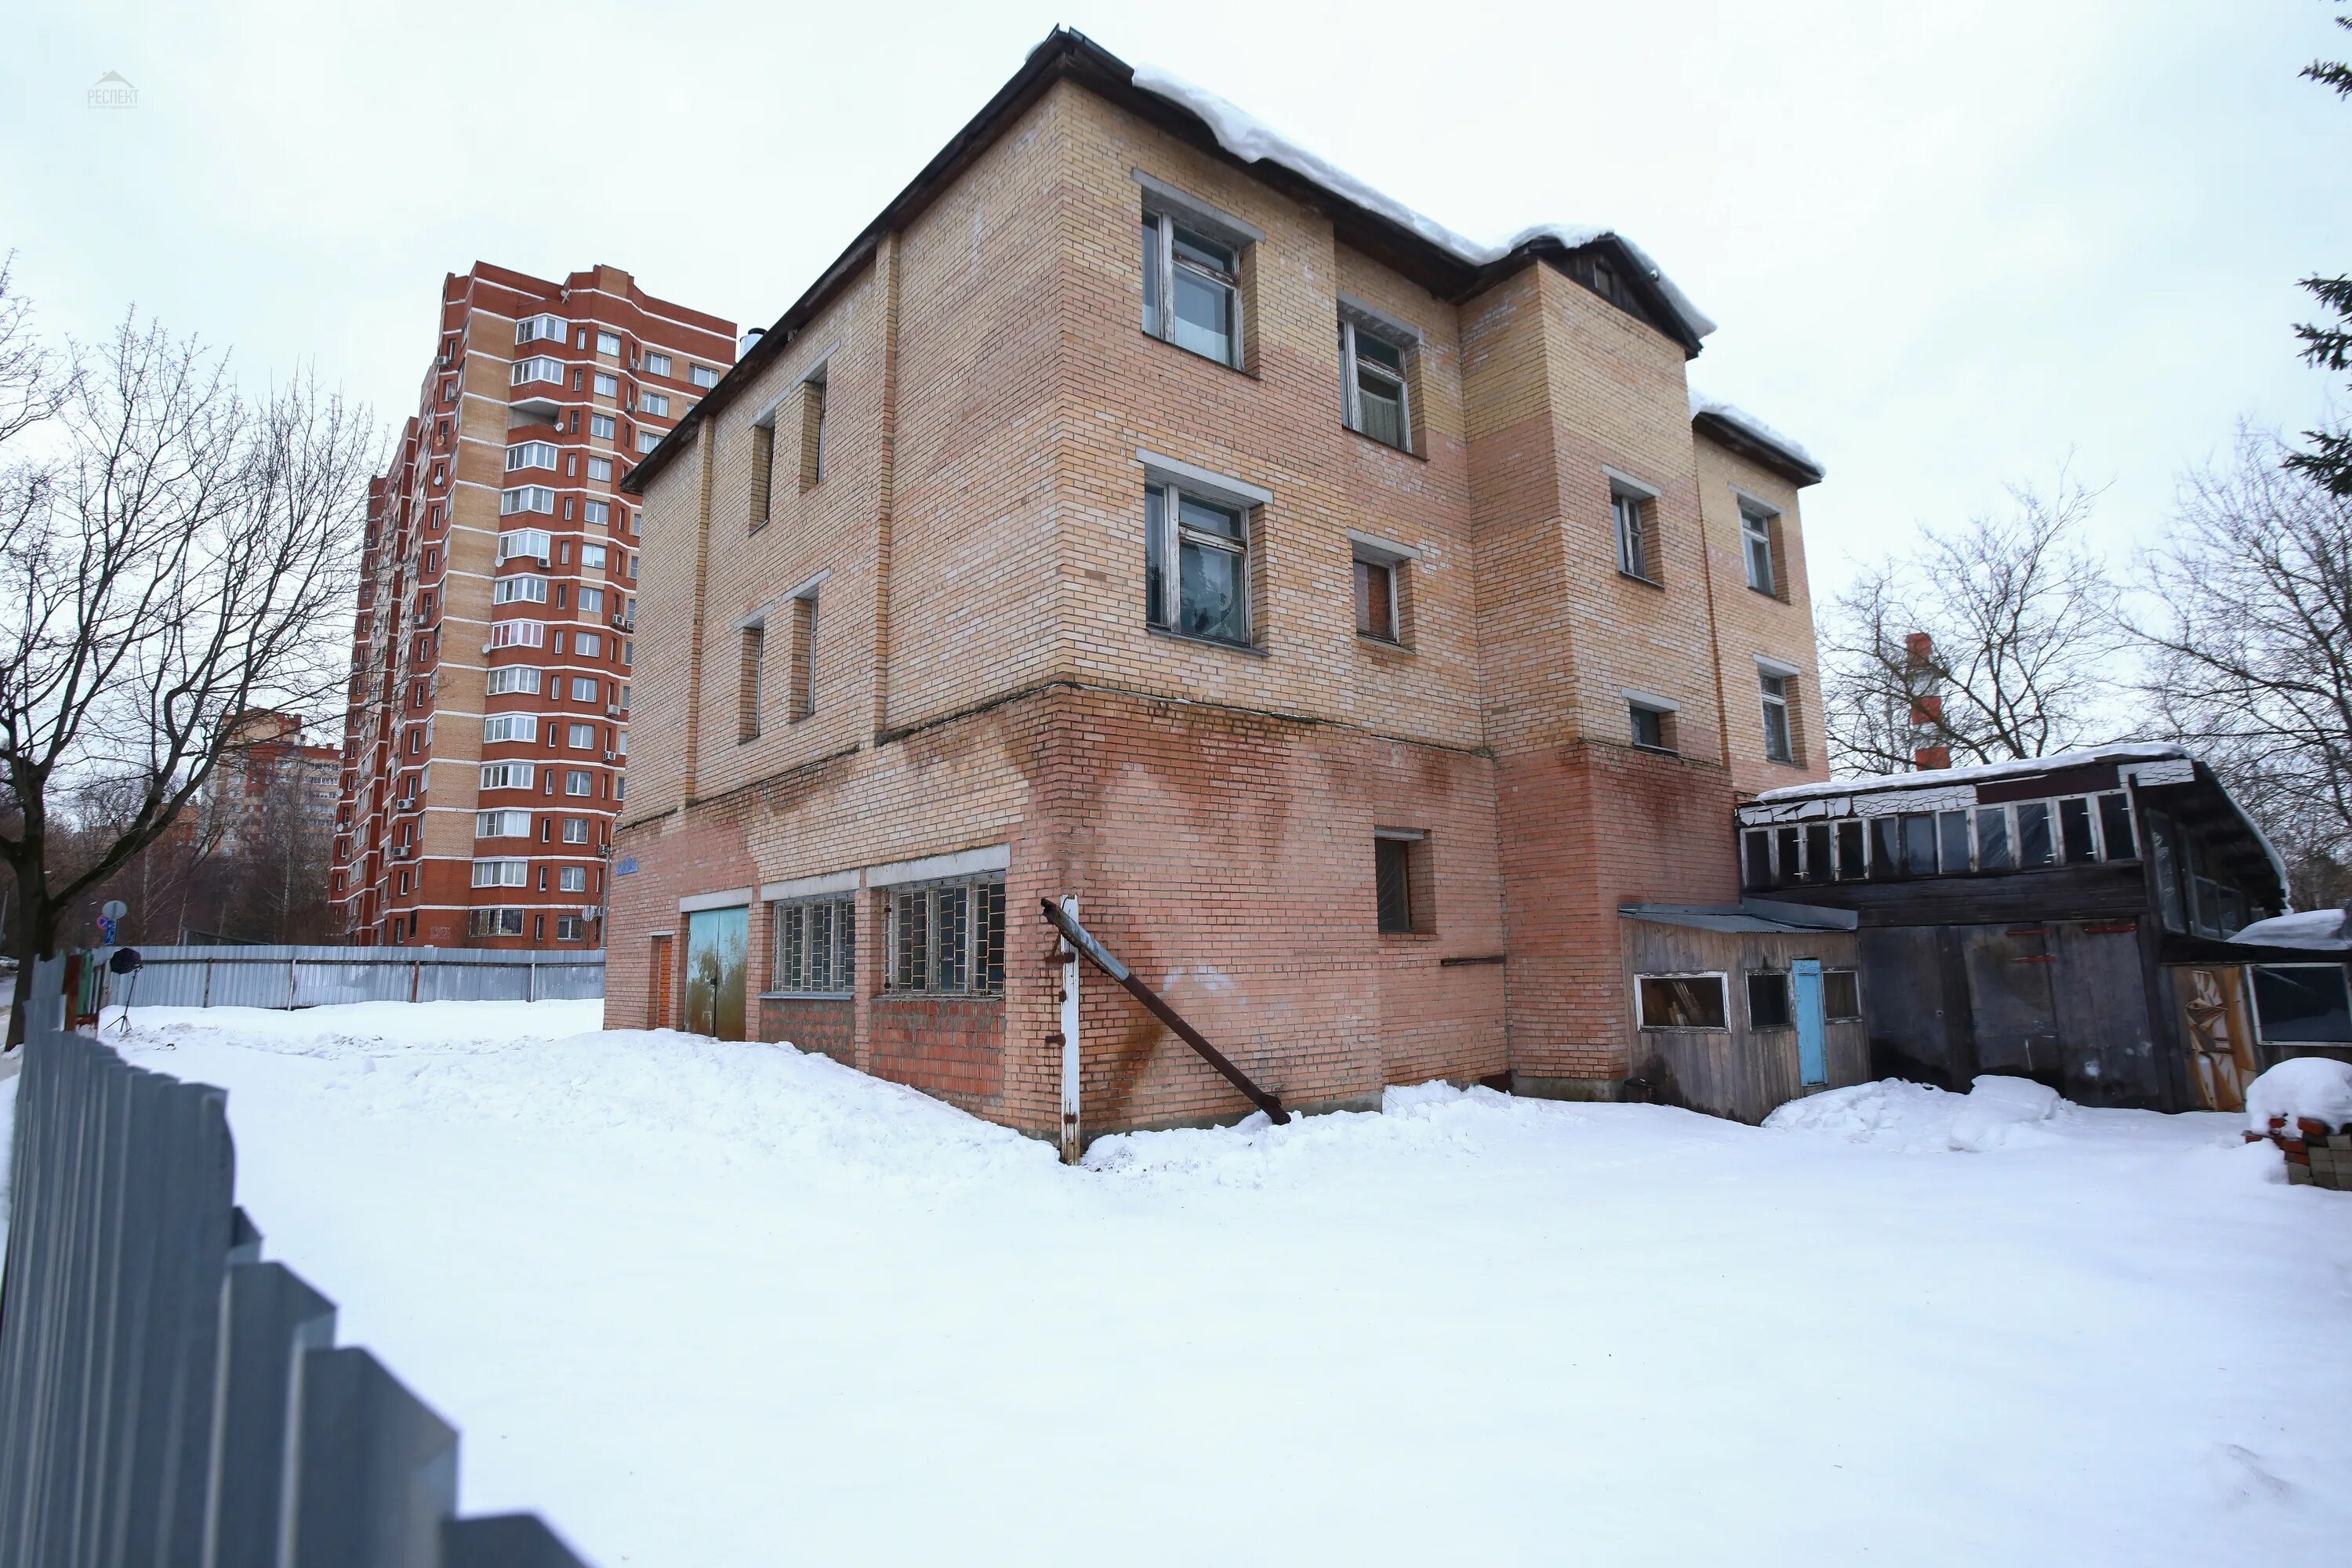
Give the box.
[1691,410,1825,488]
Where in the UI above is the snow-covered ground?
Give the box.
[37,1001,2352,1565]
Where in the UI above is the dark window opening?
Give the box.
[1639,974,1728,1029]
[2098,791,2136,860]
[2060,797,2097,864]
[1938,809,1972,873]
[1804,823,1834,884]
[1747,970,1793,1029]
[1835,820,1867,880]
[2016,801,2054,867]
[1823,969,1862,1021]
[2252,964,2352,1044]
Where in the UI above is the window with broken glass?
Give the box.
[772,895,856,995]
[1145,485,1250,645]
[885,875,1006,996]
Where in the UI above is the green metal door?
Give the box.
[684,905,748,1040]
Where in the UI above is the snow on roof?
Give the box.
[2230,909,2350,951]
[1748,743,2189,807]
[1128,63,1717,344]
[1689,389,1824,480]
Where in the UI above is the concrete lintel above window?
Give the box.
[1602,465,1661,500]
[1623,688,1680,713]
[731,607,768,631]
[866,842,1010,889]
[677,887,754,913]
[1373,826,1426,842]
[1732,485,1783,518]
[734,569,829,633]
[760,869,858,902]
[1346,528,1420,565]
[1336,294,1424,348]
[750,349,835,427]
[1131,169,1265,245]
[1755,655,1802,680]
[1135,448,1272,510]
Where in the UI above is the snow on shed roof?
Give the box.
[1748,744,2190,807]
[1128,63,1718,345]
[2230,909,2350,951]
[1688,389,1824,483]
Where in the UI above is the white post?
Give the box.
[1058,895,1082,1166]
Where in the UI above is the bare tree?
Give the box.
[2133,427,2352,902]
[0,276,372,1044]
[1820,474,2125,775]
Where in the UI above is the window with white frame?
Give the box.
[1636,972,1729,1029]
[581,543,608,572]
[637,430,660,454]
[1759,668,1796,763]
[1741,503,1779,596]
[488,621,545,649]
[593,372,619,398]
[586,456,613,483]
[572,677,597,701]
[568,723,595,750]
[479,761,535,792]
[493,575,549,605]
[482,714,537,744]
[558,866,589,893]
[583,499,610,526]
[885,874,1007,996]
[561,816,590,844]
[590,413,616,440]
[1339,318,1411,449]
[596,331,622,356]
[575,631,602,657]
[470,909,526,938]
[500,486,555,517]
[565,770,593,796]
[690,363,720,389]
[516,315,566,345]
[1143,208,1242,367]
[1145,483,1250,645]
[773,895,857,994]
[512,356,564,386]
[1612,481,1657,581]
[644,351,673,378]
[506,441,559,472]
[476,809,532,838]
[472,858,530,888]
[640,390,670,417]
[580,587,604,615]
[485,666,542,696]
[556,916,586,942]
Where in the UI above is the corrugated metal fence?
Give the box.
[93,945,604,1011]
[0,957,595,1567]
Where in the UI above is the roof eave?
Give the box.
[1691,411,1825,487]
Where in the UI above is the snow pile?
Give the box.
[1751,742,2187,805]
[1127,63,1716,342]
[65,1004,2352,1566]
[2244,1056,2352,1133]
[2232,909,2351,951]
[1766,1074,2074,1152]
[1689,389,1824,477]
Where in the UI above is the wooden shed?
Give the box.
[1617,900,1870,1123]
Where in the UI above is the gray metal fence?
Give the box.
[0,957,595,1567]
[94,945,604,1011]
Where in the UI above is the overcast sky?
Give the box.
[4,2,2343,597]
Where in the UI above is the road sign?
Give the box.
[102,900,128,920]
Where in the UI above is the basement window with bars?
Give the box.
[885,874,1007,996]
[773,895,857,995]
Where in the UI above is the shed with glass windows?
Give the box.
[1730,746,2288,1110]
[1617,900,1870,1122]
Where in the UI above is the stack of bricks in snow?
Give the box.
[610,31,1835,1139]
[2252,1117,2352,1189]
[332,264,735,949]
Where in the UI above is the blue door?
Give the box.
[1792,958,1827,1086]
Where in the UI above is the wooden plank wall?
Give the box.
[1618,922,1869,1123]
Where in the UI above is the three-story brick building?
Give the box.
[610,31,1834,1138]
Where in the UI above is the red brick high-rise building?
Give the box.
[332,263,735,947]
